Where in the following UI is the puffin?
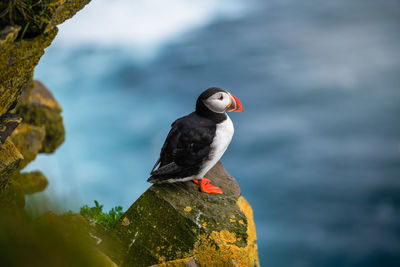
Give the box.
[148,87,243,194]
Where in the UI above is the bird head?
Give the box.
[196,87,243,116]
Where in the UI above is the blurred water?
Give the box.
[27,0,400,266]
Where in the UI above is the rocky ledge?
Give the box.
[99,162,259,267]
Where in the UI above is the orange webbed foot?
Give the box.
[192,177,222,194]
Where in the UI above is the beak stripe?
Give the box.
[226,94,232,109]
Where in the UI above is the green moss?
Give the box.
[0,175,25,211]
[0,26,57,116]
[0,0,91,39]
[0,0,91,116]
[10,123,46,168]
[0,138,23,184]
[44,0,92,33]
[109,190,200,266]
[106,162,252,267]
[14,170,48,194]
[18,103,65,153]
[16,80,65,153]
[80,200,124,231]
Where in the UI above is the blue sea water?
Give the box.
[26,0,400,266]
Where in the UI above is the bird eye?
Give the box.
[218,95,223,101]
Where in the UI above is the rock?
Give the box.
[10,123,45,168]
[14,170,49,195]
[107,162,259,267]
[0,111,21,145]
[0,0,91,117]
[19,80,62,112]
[0,180,25,211]
[0,26,20,49]
[0,138,23,184]
[0,170,49,210]
[0,25,53,207]
[0,0,91,38]
[0,98,22,145]
[0,26,57,117]
[0,0,91,209]
[44,0,92,33]
[17,80,65,153]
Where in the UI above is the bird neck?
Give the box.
[195,100,227,123]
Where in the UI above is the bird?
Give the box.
[148,87,243,194]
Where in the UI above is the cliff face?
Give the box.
[0,1,120,266]
[0,0,90,210]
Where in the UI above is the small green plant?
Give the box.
[0,0,50,38]
[80,200,124,230]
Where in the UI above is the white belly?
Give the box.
[198,115,234,178]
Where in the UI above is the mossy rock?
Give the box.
[10,123,46,168]
[0,169,48,211]
[0,177,25,211]
[0,26,20,49]
[14,170,48,195]
[0,0,91,38]
[0,26,57,117]
[44,0,92,33]
[107,162,259,267]
[17,80,65,153]
[0,138,23,184]
[0,109,22,145]
[0,0,91,117]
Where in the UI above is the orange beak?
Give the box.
[226,93,243,112]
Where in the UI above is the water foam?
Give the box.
[54,0,247,54]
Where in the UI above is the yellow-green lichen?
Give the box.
[17,80,65,153]
[45,0,91,33]
[0,27,57,116]
[192,197,259,267]
[0,26,20,49]
[152,257,196,267]
[0,138,23,182]
[13,170,48,195]
[0,0,91,38]
[147,196,259,267]
[10,123,45,168]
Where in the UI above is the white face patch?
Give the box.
[203,91,231,113]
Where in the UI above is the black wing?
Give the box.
[148,113,215,182]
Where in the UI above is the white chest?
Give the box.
[212,116,234,154]
[199,115,234,177]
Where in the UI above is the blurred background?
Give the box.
[25,0,400,266]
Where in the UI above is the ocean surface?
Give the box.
[26,0,400,266]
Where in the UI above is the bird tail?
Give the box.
[147,162,181,183]
[147,175,160,183]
